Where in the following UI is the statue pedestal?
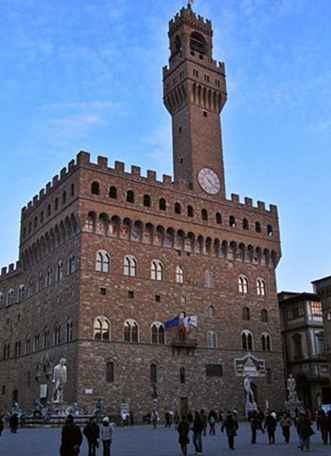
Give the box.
[285,400,304,418]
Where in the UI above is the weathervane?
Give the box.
[187,0,195,7]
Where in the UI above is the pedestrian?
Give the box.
[151,410,159,429]
[165,411,171,428]
[264,411,277,444]
[0,415,4,436]
[9,413,19,433]
[60,415,83,456]
[83,417,100,456]
[192,410,204,455]
[218,409,223,423]
[177,415,190,456]
[249,411,260,444]
[100,416,113,456]
[280,413,292,444]
[208,410,217,435]
[221,410,239,450]
[187,410,193,426]
[174,410,180,426]
[327,411,331,444]
[297,411,314,451]
[200,409,207,436]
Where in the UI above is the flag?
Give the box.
[183,315,198,329]
[164,316,180,330]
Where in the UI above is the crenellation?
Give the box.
[97,156,108,169]
[0,261,21,280]
[147,170,157,182]
[60,167,67,179]
[77,150,91,165]
[39,189,45,199]
[28,201,32,209]
[245,197,253,207]
[68,159,75,171]
[231,193,240,206]
[33,195,38,205]
[269,204,278,216]
[162,175,172,185]
[46,182,51,193]
[257,201,266,211]
[114,161,125,174]
[131,165,141,177]
[52,175,59,186]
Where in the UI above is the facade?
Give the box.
[278,292,331,407]
[0,5,285,419]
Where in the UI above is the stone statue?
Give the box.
[244,375,257,416]
[52,358,67,403]
[287,374,298,402]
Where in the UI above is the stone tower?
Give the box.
[163,4,227,197]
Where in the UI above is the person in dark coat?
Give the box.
[177,416,190,456]
[0,415,4,436]
[60,415,83,456]
[327,411,331,445]
[208,410,217,435]
[83,417,100,456]
[264,411,277,444]
[192,411,204,454]
[317,410,328,445]
[297,411,314,451]
[9,413,19,433]
[221,411,239,450]
[280,413,292,444]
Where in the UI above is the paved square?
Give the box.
[0,423,330,455]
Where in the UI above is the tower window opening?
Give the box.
[190,32,207,55]
[203,111,208,117]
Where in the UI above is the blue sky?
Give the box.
[0,0,330,292]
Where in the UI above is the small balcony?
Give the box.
[171,336,198,355]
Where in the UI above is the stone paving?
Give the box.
[0,423,330,456]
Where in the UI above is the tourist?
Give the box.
[280,413,292,444]
[192,410,204,454]
[297,411,314,451]
[208,409,217,435]
[221,410,239,450]
[0,415,4,436]
[218,409,224,423]
[317,409,328,444]
[249,411,261,444]
[9,413,19,433]
[200,409,207,436]
[264,411,277,444]
[83,417,100,456]
[187,410,193,426]
[151,410,159,429]
[165,411,171,428]
[177,415,190,456]
[100,416,113,456]
[60,415,83,456]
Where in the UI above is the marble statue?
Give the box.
[287,374,298,402]
[52,358,67,403]
[244,375,257,415]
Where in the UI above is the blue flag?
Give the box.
[164,316,180,330]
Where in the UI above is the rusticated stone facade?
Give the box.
[0,5,285,419]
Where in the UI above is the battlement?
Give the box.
[169,5,212,36]
[0,261,21,281]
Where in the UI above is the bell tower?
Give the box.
[163,4,227,197]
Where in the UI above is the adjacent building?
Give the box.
[278,292,331,407]
[0,4,285,419]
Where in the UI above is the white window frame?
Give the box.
[124,255,137,277]
[96,250,111,273]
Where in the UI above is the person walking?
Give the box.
[0,415,4,436]
[221,411,239,450]
[192,410,204,455]
[327,410,331,444]
[249,411,260,444]
[200,409,207,437]
[280,413,292,444]
[165,411,171,428]
[264,411,277,445]
[177,415,190,456]
[151,410,159,429]
[60,415,83,456]
[208,410,217,435]
[317,410,328,445]
[9,413,19,433]
[83,417,100,456]
[100,416,113,456]
[297,411,314,451]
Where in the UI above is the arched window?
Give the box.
[18,285,25,302]
[261,333,271,352]
[124,256,137,277]
[150,363,157,384]
[242,307,250,321]
[267,224,273,237]
[159,198,166,211]
[238,275,248,295]
[190,32,207,55]
[175,202,182,214]
[96,250,111,273]
[176,266,184,284]
[106,361,114,383]
[56,260,64,282]
[261,309,268,323]
[55,198,59,211]
[243,218,249,230]
[91,181,100,195]
[93,316,111,341]
[66,320,73,343]
[68,255,76,275]
[124,319,139,343]
[216,212,222,224]
[62,191,67,205]
[151,322,165,345]
[257,278,266,296]
[54,325,61,345]
[46,267,52,287]
[207,331,217,348]
[7,289,15,305]
[255,221,262,233]
[180,367,186,384]
[242,330,254,351]
[47,204,51,217]
[187,205,194,217]
[208,305,215,317]
[109,186,117,199]
[175,35,182,54]
[43,328,50,348]
[151,260,164,281]
[229,216,236,227]
[144,195,151,207]
[0,292,4,306]
[201,209,208,221]
[126,190,135,203]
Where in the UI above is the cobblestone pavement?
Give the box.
[0,423,330,456]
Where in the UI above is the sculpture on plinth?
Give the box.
[244,375,258,416]
[285,373,303,417]
[52,358,67,404]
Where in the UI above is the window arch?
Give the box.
[159,198,166,211]
[62,190,67,205]
[242,330,254,351]
[261,309,268,323]
[91,181,100,195]
[238,275,248,295]
[242,307,250,321]
[267,224,273,237]
[151,322,165,345]
[54,324,61,345]
[190,32,207,55]
[208,305,215,317]
[261,333,271,352]
[127,190,135,203]
[96,250,111,273]
[255,221,262,233]
[175,202,182,214]
[201,209,208,221]
[143,194,151,207]
[243,218,249,230]
[187,205,194,217]
[56,260,64,282]
[109,186,117,199]
[216,212,222,224]
[68,255,76,275]
[93,316,110,341]
[124,319,139,343]
[207,331,217,348]
[66,320,73,343]
[151,260,164,281]
[229,216,236,227]
[176,266,184,284]
[7,289,15,305]
[124,255,137,277]
[257,278,266,296]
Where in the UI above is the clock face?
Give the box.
[198,168,221,194]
